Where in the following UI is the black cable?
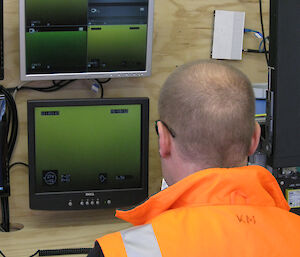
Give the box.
[4,93,17,161]
[259,0,269,65]
[243,49,269,53]
[98,83,104,98]
[97,78,111,84]
[95,79,111,98]
[40,80,76,92]
[0,197,9,232]
[0,250,6,257]
[32,80,67,91]
[29,250,40,257]
[0,86,19,232]
[30,248,92,256]
[8,161,28,171]
[20,80,75,92]
[7,80,76,93]
[1,89,17,160]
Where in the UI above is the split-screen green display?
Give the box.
[25,0,149,74]
[34,105,141,193]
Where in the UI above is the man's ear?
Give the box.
[157,122,172,158]
[248,121,261,156]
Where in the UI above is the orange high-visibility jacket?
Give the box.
[97,166,300,257]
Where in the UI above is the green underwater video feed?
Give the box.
[34,105,142,193]
[24,0,149,75]
[87,25,147,71]
[25,0,87,27]
[26,30,87,74]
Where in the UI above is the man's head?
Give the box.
[157,60,260,185]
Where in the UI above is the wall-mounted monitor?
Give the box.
[20,0,154,81]
[27,98,149,210]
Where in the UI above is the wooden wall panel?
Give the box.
[1,0,269,224]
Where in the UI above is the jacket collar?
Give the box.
[116,165,290,226]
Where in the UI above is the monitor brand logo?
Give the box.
[111,109,128,114]
[85,192,95,196]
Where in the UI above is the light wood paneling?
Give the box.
[1,0,269,255]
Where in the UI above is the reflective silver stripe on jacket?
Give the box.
[120,224,162,257]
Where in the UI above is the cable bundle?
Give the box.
[0,85,18,232]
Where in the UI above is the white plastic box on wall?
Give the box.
[211,10,245,60]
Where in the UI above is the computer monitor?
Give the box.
[27,98,149,210]
[19,0,154,81]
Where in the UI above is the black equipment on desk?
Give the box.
[266,0,300,168]
[27,97,149,210]
[264,0,300,215]
[273,168,300,216]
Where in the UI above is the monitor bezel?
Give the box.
[0,0,3,80]
[27,97,149,210]
[19,0,154,81]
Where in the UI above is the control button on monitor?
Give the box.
[80,200,84,206]
[68,201,73,207]
[61,174,71,183]
[90,200,95,205]
[115,175,133,181]
[43,170,58,186]
[107,199,111,205]
[96,200,100,205]
[98,173,107,184]
[85,201,89,206]
[116,175,126,181]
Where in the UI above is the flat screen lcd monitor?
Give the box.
[27,98,149,210]
[20,0,154,81]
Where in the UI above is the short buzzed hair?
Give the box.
[158,60,255,168]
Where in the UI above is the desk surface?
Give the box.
[0,209,131,257]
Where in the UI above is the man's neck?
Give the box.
[162,153,248,186]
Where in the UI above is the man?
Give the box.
[88,60,300,257]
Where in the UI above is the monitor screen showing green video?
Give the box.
[33,102,142,193]
[21,0,153,80]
